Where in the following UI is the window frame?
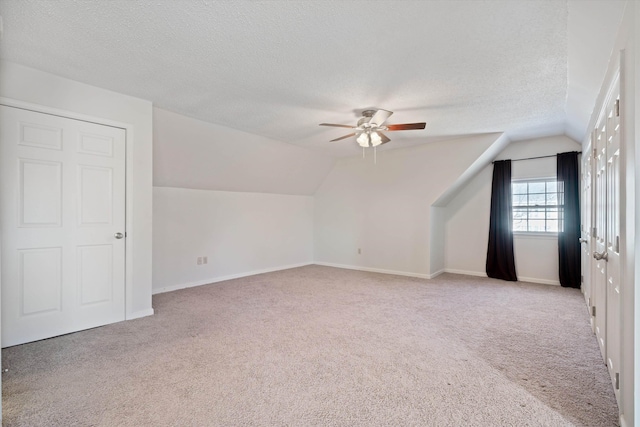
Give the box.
[511,177,562,236]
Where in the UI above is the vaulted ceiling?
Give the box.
[0,0,626,157]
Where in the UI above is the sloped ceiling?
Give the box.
[153,107,336,195]
[0,0,627,159]
[565,0,626,142]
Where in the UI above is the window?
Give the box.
[512,179,562,233]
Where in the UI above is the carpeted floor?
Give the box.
[2,266,619,426]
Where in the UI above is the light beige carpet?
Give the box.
[2,266,618,426]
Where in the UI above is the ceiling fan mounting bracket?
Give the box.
[358,110,378,128]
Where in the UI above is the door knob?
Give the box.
[579,238,587,243]
[593,250,608,261]
[114,232,124,239]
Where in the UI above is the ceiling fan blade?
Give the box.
[370,109,393,126]
[319,123,356,129]
[386,122,426,131]
[379,132,391,144]
[330,133,356,142]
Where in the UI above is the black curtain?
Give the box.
[557,151,581,288]
[486,160,518,281]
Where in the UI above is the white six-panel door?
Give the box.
[0,105,126,347]
[581,140,593,326]
[593,110,608,359]
[588,73,622,404]
[604,83,621,402]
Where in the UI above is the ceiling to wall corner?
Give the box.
[0,0,626,157]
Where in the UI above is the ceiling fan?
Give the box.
[319,109,426,148]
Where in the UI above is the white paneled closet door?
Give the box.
[590,73,622,403]
[0,105,126,347]
[603,80,621,402]
[593,107,608,360]
[581,139,593,328]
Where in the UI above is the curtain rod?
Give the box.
[492,152,582,164]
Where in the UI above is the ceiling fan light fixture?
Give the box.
[370,131,382,147]
[356,130,383,148]
[356,132,370,147]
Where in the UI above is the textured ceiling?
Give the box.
[0,0,626,157]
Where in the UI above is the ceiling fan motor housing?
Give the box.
[358,110,378,129]
[357,110,376,127]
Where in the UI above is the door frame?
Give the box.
[0,96,136,320]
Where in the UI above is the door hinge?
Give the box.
[591,306,596,317]
[615,99,620,117]
[615,372,620,390]
[592,227,597,237]
[581,275,584,283]
[615,235,619,253]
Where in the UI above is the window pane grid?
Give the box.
[512,179,563,233]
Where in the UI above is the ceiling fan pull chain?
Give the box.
[363,147,365,159]
[374,146,377,165]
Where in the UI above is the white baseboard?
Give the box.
[444,268,488,278]
[518,276,560,286]
[314,262,432,279]
[153,263,561,294]
[127,308,154,320]
[429,269,445,279]
[152,263,313,295]
[443,269,560,286]
[620,414,628,427]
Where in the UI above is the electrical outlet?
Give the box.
[197,257,203,265]
[358,248,361,254]
[203,256,208,264]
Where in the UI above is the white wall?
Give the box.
[444,135,581,285]
[314,133,503,277]
[153,187,313,293]
[152,108,325,293]
[429,206,446,275]
[442,166,492,275]
[0,60,153,318]
[153,108,335,195]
